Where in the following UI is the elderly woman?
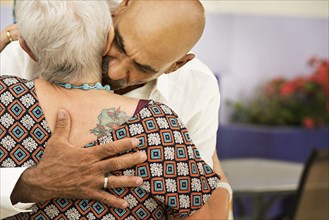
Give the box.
[0,0,230,219]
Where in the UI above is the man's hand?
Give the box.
[11,109,146,208]
[1,24,19,52]
[212,150,228,182]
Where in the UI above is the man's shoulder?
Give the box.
[165,57,219,94]
[174,57,217,80]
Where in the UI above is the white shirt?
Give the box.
[0,42,220,219]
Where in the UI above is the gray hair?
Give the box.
[16,0,112,83]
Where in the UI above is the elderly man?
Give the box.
[1,0,228,218]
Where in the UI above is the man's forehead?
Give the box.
[113,25,166,74]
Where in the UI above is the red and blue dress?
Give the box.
[0,76,220,220]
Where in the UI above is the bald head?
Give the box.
[115,0,204,65]
[104,0,206,90]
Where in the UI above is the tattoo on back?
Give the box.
[91,106,130,138]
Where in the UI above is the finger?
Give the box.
[52,109,71,142]
[92,138,140,159]
[10,30,19,41]
[99,151,147,173]
[92,190,128,209]
[105,175,143,189]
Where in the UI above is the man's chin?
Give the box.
[102,75,146,94]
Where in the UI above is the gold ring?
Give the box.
[6,31,13,42]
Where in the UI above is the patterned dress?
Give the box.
[0,76,220,220]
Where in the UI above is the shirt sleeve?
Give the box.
[0,41,38,79]
[1,42,22,76]
[153,61,220,168]
[181,73,220,169]
[0,167,34,219]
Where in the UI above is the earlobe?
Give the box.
[165,53,195,74]
[103,26,115,56]
[19,37,37,61]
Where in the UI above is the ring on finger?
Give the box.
[103,176,109,189]
[6,31,13,42]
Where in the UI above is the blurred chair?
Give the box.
[291,149,329,220]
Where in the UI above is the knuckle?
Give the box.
[56,118,67,128]
[102,196,115,206]
[98,163,107,174]
[79,187,89,197]
[112,160,123,170]
[99,196,108,204]
[106,144,117,155]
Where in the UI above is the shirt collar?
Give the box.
[151,73,169,101]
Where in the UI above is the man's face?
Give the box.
[102,2,182,91]
[101,26,166,90]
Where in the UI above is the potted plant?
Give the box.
[218,58,329,162]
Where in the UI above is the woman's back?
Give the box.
[0,76,220,219]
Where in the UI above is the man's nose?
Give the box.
[108,56,131,80]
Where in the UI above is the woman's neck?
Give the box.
[54,74,102,85]
[34,78,139,147]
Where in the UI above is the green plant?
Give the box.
[229,58,329,128]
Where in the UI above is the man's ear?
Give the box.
[113,0,130,18]
[103,26,115,56]
[19,37,37,61]
[165,53,195,74]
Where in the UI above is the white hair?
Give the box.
[108,0,120,14]
[16,0,112,83]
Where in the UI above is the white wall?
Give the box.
[0,1,13,30]
[201,0,328,18]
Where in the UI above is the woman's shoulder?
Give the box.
[0,75,35,97]
[0,75,34,87]
[136,99,179,117]
[131,99,184,130]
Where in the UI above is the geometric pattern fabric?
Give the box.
[0,76,220,219]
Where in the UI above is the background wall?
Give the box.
[0,1,13,29]
[192,13,328,124]
[192,1,329,124]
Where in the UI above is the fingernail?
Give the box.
[139,152,147,161]
[58,110,66,119]
[121,201,128,208]
[131,138,140,146]
[136,177,143,185]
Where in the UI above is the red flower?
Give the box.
[303,117,315,129]
[230,57,328,127]
[291,77,306,90]
[280,82,294,96]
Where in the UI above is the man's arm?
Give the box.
[160,58,222,168]
[168,151,231,220]
[1,41,39,79]
[1,110,146,219]
[0,24,18,52]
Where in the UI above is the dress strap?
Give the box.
[133,99,150,115]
